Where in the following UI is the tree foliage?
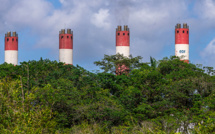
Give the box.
[0,56,215,133]
[94,54,144,74]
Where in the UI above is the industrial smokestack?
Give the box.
[115,25,130,75]
[175,23,189,63]
[59,29,73,64]
[5,31,18,65]
[116,25,130,57]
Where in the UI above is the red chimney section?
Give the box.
[116,25,130,46]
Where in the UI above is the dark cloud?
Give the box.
[110,0,132,24]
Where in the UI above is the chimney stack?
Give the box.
[175,23,189,63]
[5,31,18,65]
[115,25,130,75]
[59,29,73,65]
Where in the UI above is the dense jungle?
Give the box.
[0,55,215,133]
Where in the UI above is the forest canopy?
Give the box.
[0,56,215,133]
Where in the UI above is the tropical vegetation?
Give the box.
[0,55,215,133]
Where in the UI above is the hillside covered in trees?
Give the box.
[0,56,215,133]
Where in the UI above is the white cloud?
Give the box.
[195,0,215,20]
[91,9,110,29]
[191,0,215,66]
[201,38,215,66]
[5,0,52,25]
[59,0,65,4]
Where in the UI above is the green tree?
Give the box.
[94,54,144,74]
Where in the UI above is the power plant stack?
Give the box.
[116,25,130,57]
[5,31,18,65]
[59,29,73,64]
[175,23,189,63]
[115,25,130,75]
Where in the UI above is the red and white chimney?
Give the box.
[59,29,73,64]
[116,25,130,57]
[175,23,189,63]
[5,31,18,65]
[115,25,130,75]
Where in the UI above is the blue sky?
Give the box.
[0,0,215,71]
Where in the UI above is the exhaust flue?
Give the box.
[5,31,18,65]
[59,29,73,65]
[175,23,189,63]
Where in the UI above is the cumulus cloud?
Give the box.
[91,9,110,29]
[110,0,131,24]
[195,0,215,20]
[201,38,215,66]
[202,39,215,55]
[191,0,215,66]
[2,0,52,29]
